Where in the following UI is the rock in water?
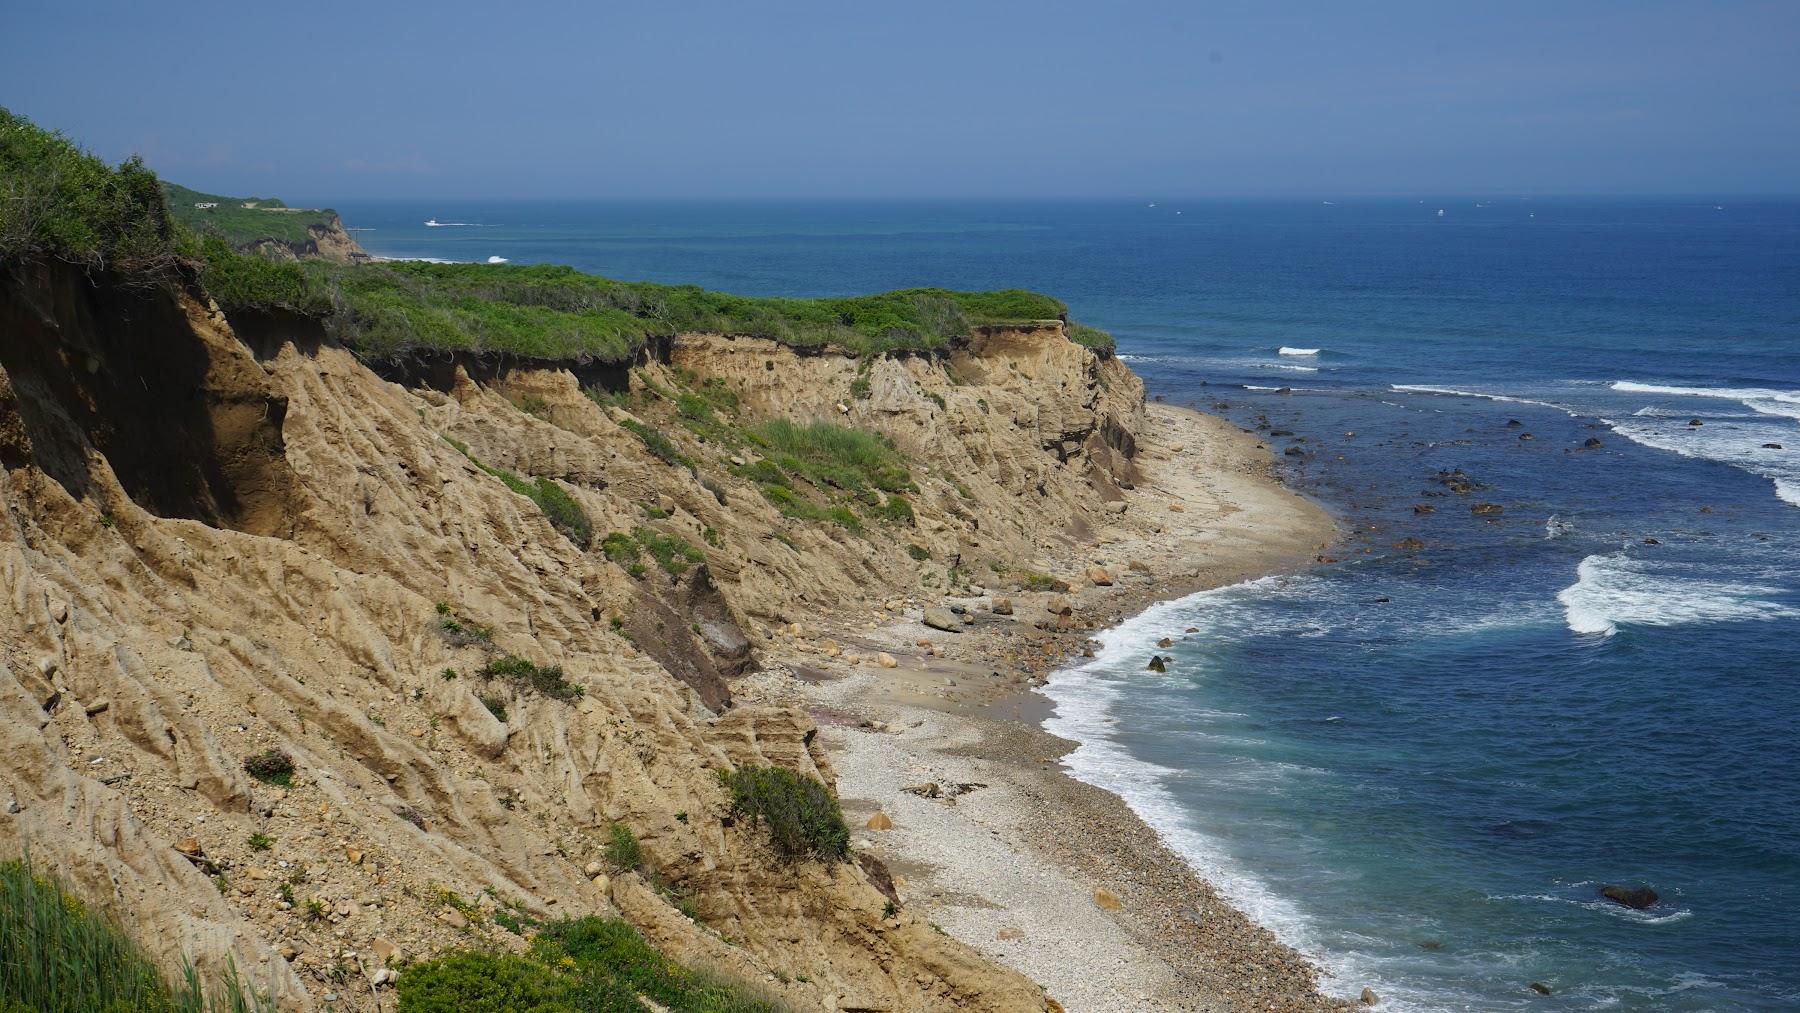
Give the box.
[1584,437,1604,449]
[1472,502,1504,515]
[1361,987,1379,1005]
[1599,884,1658,909]
[1156,637,1172,648]
[921,607,961,632]
[1146,655,1167,673]
[1529,982,1552,995]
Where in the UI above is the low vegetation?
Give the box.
[397,915,788,1012]
[0,857,272,1012]
[719,766,850,863]
[0,107,181,283]
[241,749,294,787]
[162,182,338,249]
[481,655,583,702]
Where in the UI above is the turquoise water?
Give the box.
[338,198,1800,1010]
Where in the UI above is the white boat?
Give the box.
[425,218,443,227]
[1436,209,1445,217]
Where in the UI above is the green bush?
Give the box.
[599,531,640,566]
[395,950,585,1013]
[0,108,181,283]
[0,857,272,1013]
[241,749,294,788]
[397,916,787,1013]
[719,767,850,863]
[632,527,704,577]
[604,823,642,871]
[482,655,583,702]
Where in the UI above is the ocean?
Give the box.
[333,197,1800,1010]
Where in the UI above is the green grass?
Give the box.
[744,420,911,495]
[397,916,790,1012]
[481,655,584,702]
[718,767,850,863]
[0,857,273,1012]
[196,253,1111,364]
[632,527,704,577]
[617,418,694,469]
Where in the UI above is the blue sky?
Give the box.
[4,0,1796,198]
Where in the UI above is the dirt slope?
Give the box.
[0,263,1158,1010]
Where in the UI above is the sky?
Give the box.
[3,0,1797,199]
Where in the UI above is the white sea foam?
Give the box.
[1390,384,1579,416]
[1604,411,1799,509]
[1612,380,1800,420]
[1278,346,1321,356]
[1261,363,1320,373]
[372,255,463,264]
[1557,552,1800,637]
[1040,576,1477,1009]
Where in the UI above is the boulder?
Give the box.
[865,811,892,831]
[1146,656,1167,673]
[1156,638,1172,648]
[1092,888,1122,910]
[1045,597,1073,617]
[922,607,961,633]
[1413,504,1435,515]
[1529,982,1552,995]
[1688,418,1703,427]
[1104,501,1128,514]
[876,652,898,669]
[1599,884,1658,910]
[903,782,941,799]
[1085,565,1113,586]
[370,937,402,966]
[1472,503,1504,515]
[1584,438,1604,449]
[1764,443,1784,450]
[990,597,1013,616]
[1361,987,1379,1006]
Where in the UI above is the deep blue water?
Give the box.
[337,198,1800,1010]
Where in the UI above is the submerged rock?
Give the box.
[1584,437,1604,449]
[1529,982,1552,995]
[1599,884,1659,910]
[1472,502,1504,515]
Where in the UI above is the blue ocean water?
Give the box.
[337,198,1800,1010]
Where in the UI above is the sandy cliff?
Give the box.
[0,262,1173,1010]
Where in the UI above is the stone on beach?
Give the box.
[922,607,962,632]
[865,811,892,830]
[1092,887,1122,910]
[1085,565,1112,586]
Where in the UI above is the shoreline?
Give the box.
[737,404,1353,1011]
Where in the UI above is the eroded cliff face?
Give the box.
[243,213,370,264]
[0,265,1142,1010]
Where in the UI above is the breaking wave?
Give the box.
[1557,553,1799,637]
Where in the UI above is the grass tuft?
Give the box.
[718,766,850,863]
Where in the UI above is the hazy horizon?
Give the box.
[6,1,1797,200]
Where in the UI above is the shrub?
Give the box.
[0,108,182,284]
[242,749,294,787]
[719,766,850,863]
[478,695,507,722]
[0,857,272,1013]
[604,823,642,871]
[394,951,581,1013]
[246,833,272,852]
[482,655,582,702]
[906,544,932,561]
[632,527,704,577]
[599,531,640,566]
[872,494,914,526]
[527,477,593,545]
